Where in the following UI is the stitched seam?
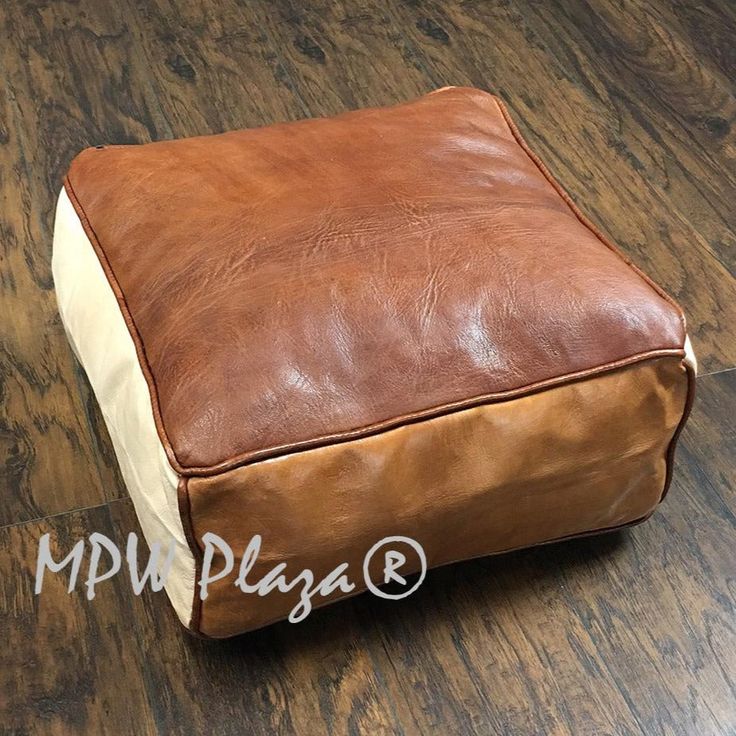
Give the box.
[190,358,694,637]
[176,476,203,633]
[659,362,696,502]
[63,174,184,473]
[491,94,687,335]
[189,357,694,637]
[64,177,201,629]
[489,92,695,507]
[178,349,685,476]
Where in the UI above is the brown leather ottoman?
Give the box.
[52,87,695,638]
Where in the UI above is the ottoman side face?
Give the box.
[62,87,687,474]
[187,356,691,638]
[51,189,196,627]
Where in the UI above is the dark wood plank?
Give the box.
[652,1,736,100]
[0,5,130,526]
[117,0,309,135]
[246,0,433,114]
[0,502,158,736]
[526,0,736,272]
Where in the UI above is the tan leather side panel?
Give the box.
[188,357,689,638]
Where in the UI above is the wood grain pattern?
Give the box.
[0,503,158,736]
[1,0,735,733]
[0,1,135,526]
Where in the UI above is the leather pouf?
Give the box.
[52,87,695,637]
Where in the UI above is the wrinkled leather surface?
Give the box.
[189,357,690,638]
[65,87,685,472]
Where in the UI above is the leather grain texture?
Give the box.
[188,356,690,638]
[64,87,686,474]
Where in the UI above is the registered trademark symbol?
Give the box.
[362,536,427,600]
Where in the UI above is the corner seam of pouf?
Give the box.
[490,93,688,338]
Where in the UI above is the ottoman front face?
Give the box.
[53,87,695,637]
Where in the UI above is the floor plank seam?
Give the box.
[0,496,130,533]
[698,365,736,378]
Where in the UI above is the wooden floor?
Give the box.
[1,0,735,733]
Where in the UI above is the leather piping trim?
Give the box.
[181,349,685,475]
[63,175,181,474]
[660,362,696,501]
[176,476,203,633]
[491,93,688,336]
[63,100,688,477]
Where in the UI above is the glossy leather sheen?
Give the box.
[64,87,686,473]
[188,357,690,638]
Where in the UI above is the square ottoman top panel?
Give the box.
[63,87,685,475]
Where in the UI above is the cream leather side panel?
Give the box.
[52,188,195,625]
[684,334,697,374]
